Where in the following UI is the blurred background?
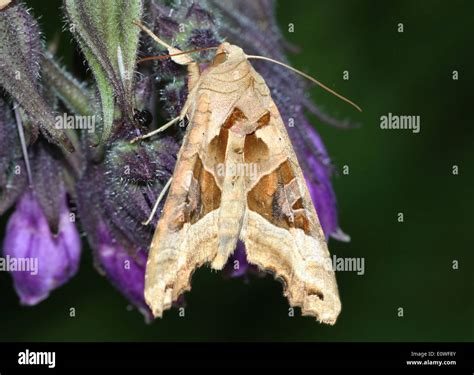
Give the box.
[0,0,472,341]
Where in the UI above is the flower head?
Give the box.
[3,189,81,305]
[75,136,178,318]
[94,221,152,321]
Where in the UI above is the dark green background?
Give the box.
[1,0,472,341]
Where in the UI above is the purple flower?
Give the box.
[94,221,152,321]
[2,189,81,305]
[75,138,177,320]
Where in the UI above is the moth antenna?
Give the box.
[133,20,174,50]
[246,55,362,112]
[133,19,215,66]
[13,103,33,187]
[138,47,217,64]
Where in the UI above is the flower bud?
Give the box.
[3,190,81,305]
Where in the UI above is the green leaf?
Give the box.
[42,52,93,117]
[64,0,143,144]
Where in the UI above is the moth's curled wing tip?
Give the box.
[152,308,164,319]
[300,290,341,325]
[282,267,341,324]
[146,297,165,319]
[302,297,341,325]
[144,285,164,318]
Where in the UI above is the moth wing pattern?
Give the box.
[240,68,341,324]
[144,42,341,323]
[144,92,223,318]
[144,68,247,317]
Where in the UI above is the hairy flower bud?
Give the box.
[0,3,73,151]
[0,97,27,214]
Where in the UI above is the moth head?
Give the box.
[212,42,246,66]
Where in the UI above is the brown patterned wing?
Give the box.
[241,101,341,324]
[144,93,223,317]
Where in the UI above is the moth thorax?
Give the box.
[213,43,246,67]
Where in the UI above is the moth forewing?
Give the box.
[142,41,341,323]
[0,0,12,11]
[240,99,341,324]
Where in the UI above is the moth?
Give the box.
[0,0,11,11]
[133,21,361,324]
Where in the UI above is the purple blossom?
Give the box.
[94,222,152,321]
[75,137,178,319]
[2,189,81,305]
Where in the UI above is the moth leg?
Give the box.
[142,178,172,226]
[131,82,200,144]
[130,116,181,143]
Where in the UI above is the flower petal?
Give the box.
[95,222,152,321]
[3,190,81,305]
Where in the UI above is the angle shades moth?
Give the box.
[134,21,360,324]
[0,0,12,11]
